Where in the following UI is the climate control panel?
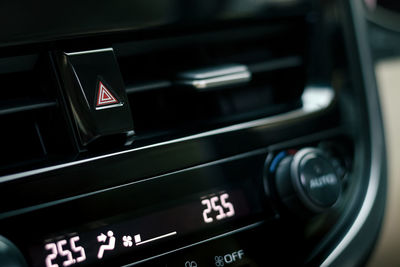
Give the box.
[0,139,352,267]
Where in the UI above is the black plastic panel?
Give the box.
[0,1,388,267]
[0,151,269,267]
[0,0,311,48]
[0,110,339,215]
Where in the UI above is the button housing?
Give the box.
[57,48,134,147]
[291,148,341,212]
[0,236,27,267]
[267,147,342,215]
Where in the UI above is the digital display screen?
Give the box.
[28,189,251,267]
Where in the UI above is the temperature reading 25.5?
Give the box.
[201,192,235,223]
[44,236,86,267]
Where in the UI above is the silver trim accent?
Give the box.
[0,86,334,184]
[177,64,251,90]
[64,48,113,56]
[321,0,385,266]
[95,103,124,110]
[321,162,380,266]
[302,87,335,112]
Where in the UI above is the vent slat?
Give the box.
[0,99,57,116]
[248,56,303,73]
[117,26,306,139]
[126,80,171,94]
[0,54,76,176]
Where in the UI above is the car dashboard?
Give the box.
[0,1,389,266]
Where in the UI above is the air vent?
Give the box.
[115,23,307,140]
[0,54,77,175]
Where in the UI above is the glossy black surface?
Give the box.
[0,112,339,216]
[1,151,268,267]
[294,148,341,211]
[0,0,311,48]
[0,0,389,266]
[140,223,306,267]
[58,48,134,146]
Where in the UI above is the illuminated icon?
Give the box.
[95,80,120,109]
[214,250,244,266]
[135,231,177,246]
[122,235,133,247]
[215,256,224,267]
[97,231,116,259]
[44,236,86,267]
[201,193,235,224]
[134,234,141,244]
[185,261,198,267]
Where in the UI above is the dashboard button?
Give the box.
[297,153,341,208]
[57,48,134,147]
[270,147,342,214]
[0,236,27,267]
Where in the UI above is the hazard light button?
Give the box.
[96,80,122,109]
[57,48,134,147]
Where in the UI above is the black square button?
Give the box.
[58,48,134,147]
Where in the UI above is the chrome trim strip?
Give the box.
[321,161,380,266]
[95,103,124,110]
[177,63,251,90]
[321,0,385,265]
[181,71,251,90]
[65,48,113,56]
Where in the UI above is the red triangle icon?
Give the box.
[96,81,119,107]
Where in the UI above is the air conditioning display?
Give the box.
[28,189,250,267]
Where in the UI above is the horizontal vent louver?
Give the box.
[115,25,307,139]
[0,54,76,175]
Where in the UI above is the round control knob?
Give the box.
[272,148,341,214]
[0,236,27,267]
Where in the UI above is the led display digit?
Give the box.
[201,193,235,223]
[44,236,86,267]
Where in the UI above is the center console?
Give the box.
[0,1,386,266]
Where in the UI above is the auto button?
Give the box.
[271,147,342,214]
[297,152,341,208]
